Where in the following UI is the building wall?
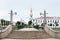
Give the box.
[33,16,60,28]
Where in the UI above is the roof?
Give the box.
[35,16,60,19]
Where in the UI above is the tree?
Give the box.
[4,20,5,26]
[1,19,4,26]
[22,22,24,26]
[7,21,10,25]
[15,21,25,29]
[0,19,10,26]
[16,21,21,26]
[28,20,32,28]
[33,25,39,29]
[28,20,32,25]
[24,24,28,28]
[6,21,9,26]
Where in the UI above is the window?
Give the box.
[41,20,42,23]
[50,20,52,22]
[58,20,59,23]
[38,19,40,23]
[53,20,54,23]
[48,20,49,23]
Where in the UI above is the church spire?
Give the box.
[30,8,33,17]
[29,8,33,28]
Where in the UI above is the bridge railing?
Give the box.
[44,24,60,38]
[0,25,13,38]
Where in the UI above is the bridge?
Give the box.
[0,24,60,39]
[0,10,60,39]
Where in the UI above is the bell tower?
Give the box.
[30,8,33,20]
[29,8,33,27]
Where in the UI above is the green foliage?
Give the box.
[4,20,5,26]
[41,23,44,26]
[1,19,4,26]
[22,22,24,26]
[33,25,39,29]
[52,28,60,30]
[48,24,55,26]
[1,19,10,26]
[7,21,9,25]
[6,21,8,26]
[15,21,27,29]
[28,20,32,25]
[23,24,28,28]
[17,25,24,29]
[16,21,21,26]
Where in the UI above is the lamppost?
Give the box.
[40,10,48,26]
[9,10,17,25]
[54,17,58,28]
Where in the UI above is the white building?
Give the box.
[33,16,60,28]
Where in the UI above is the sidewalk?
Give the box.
[1,38,60,40]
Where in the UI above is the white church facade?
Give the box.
[33,16,60,28]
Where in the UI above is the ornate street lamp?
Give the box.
[9,10,17,25]
[40,10,48,25]
[54,17,58,28]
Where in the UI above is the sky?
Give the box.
[0,0,60,23]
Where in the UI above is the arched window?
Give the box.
[58,20,59,23]
[41,20,42,23]
[48,20,49,23]
[53,20,54,23]
[50,20,52,22]
[38,19,40,23]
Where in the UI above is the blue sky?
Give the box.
[0,0,60,23]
